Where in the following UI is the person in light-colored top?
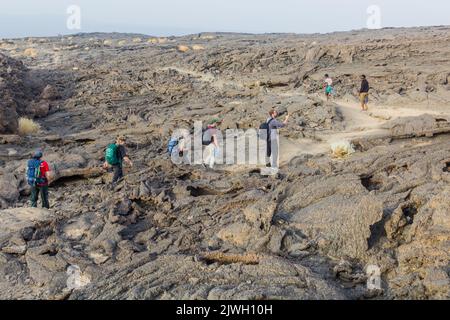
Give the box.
[324,74,333,101]
[202,118,221,169]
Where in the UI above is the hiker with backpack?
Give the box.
[103,136,133,186]
[202,118,221,169]
[27,149,51,209]
[263,109,289,170]
[167,129,190,157]
[167,129,190,164]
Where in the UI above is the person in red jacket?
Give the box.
[29,149,51,208]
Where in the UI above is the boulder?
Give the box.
[0,103,19,134]
[422,267,450,299]
[62,216,93,241]
[40,84,60,100]
[28,101,50,118]
[289,195,383,260]
[383,114,450,137]
[389,187,450,298]
[0,208,54,245]
[243,199,277,232]
[0,174,20,203]
[25,245,67,286]
[0,134,21,144]
[217,222,255,248]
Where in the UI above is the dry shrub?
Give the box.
[23,48,38,58]
[117,40,127,46]
[331,140,355,158]
[201,252,260,265]
[177,45,190,53]
[18,118,40,135]
[132,37,142,43]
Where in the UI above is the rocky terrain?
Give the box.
[0,26,449,300]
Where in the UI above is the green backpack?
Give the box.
[105,144,120,165]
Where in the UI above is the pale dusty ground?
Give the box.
[280,94,450,165]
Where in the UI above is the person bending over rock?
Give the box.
[27,149,52,208]
[103,135,133,187]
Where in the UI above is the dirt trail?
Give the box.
[336,99,449,121]
[159,66,245,90]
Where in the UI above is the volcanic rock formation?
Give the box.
[0,27,449,299]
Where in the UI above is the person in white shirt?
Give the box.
[324,74,333,101]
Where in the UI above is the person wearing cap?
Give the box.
[29,149,51,208]
[103,135,133,186]
[202,118,221,169]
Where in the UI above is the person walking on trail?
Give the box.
[103,136,133,187]
[202,119,221,169]
[324,74,333,101]
[359,75,370,111]
[265,109,290,170]
[167,129,191,164]
[27,149,51,209]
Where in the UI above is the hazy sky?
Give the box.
[1,0,450,38]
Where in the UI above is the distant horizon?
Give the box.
[1,1,450,39]
[2,22,450,41]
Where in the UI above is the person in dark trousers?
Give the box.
[359,75,370,111]
[266,109,290,169]
[28,150,51,209]
[103,136,133,187]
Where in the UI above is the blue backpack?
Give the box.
[259,118,274,141]
[167,138,179,154]
[27,159,44,186]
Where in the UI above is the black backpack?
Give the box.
[202,128,213,146]
[259,118,274,140]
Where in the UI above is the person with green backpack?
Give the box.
[103,136,133,186]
